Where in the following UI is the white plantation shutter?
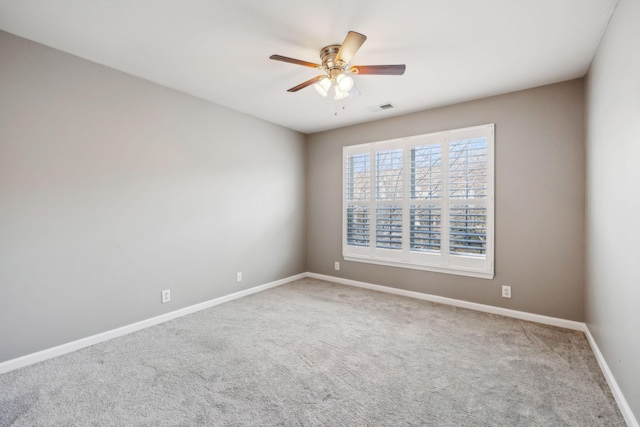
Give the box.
[375,149,403,255]
[449,137,488,256]
[449,138,488,199]
[343,124,493,279]
[445,128,492,273]
[449,205,486,255]
[375,206,403,250]
[375,149,403,201]
[345,152,371,254]
[346,206,369,247]
[410,206,441,253]
[409,142,443,255]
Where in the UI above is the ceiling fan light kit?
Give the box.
[313,77,331,97]
[336,74,354,92]
[270,31,406,100]
[333,86,350,100]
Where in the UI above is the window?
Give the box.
[343,124,494,279]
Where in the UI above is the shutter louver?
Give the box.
[376,149,403,200]
[410,205,441,252]
[449,205,487,255]
[347,206,370,247]
[411,145,442,200]
[449,138,487,198]
[376,206,402,249]
[346,153,370,201]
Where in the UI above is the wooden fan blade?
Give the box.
[349,64,406,75]
[287,75,325,92]
[270,54,320,68]
[335,31,367,65]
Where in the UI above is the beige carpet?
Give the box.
[0,278,625,426]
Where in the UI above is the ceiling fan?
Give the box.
[270,31,406,99]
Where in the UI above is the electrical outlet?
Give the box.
[335,262,340,271]
[502,285,512,299]
[161,289,171,303]
[236,272,242,282]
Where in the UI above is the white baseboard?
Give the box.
[0,273,305,375]
[584,327,639,427]
[307,272,585,331]
[2,271,637,427]
[308,272,638,427]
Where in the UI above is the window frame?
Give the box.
[342,124,494,279]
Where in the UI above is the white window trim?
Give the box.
[342,124,494,280]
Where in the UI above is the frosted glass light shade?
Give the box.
[334,86,349,100]
[313,77,331,97]
[336,74,354,92]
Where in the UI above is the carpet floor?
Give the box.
[0,278,625,426]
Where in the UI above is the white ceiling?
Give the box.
[0,0,618,134]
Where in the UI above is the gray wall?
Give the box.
[307,80,586,321]
[1,11,638,419]
[585,0,640,419]
[0,31,306,363]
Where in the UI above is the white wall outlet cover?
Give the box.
[236,272,242,282]
[161,289,171,303]
[502,286,512,299]
[335,262,340,271]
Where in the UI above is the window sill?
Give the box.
[343,255,494,280]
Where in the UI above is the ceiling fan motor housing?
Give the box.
[320,45,345,78]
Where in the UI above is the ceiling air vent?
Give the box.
[368,103,395,113]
